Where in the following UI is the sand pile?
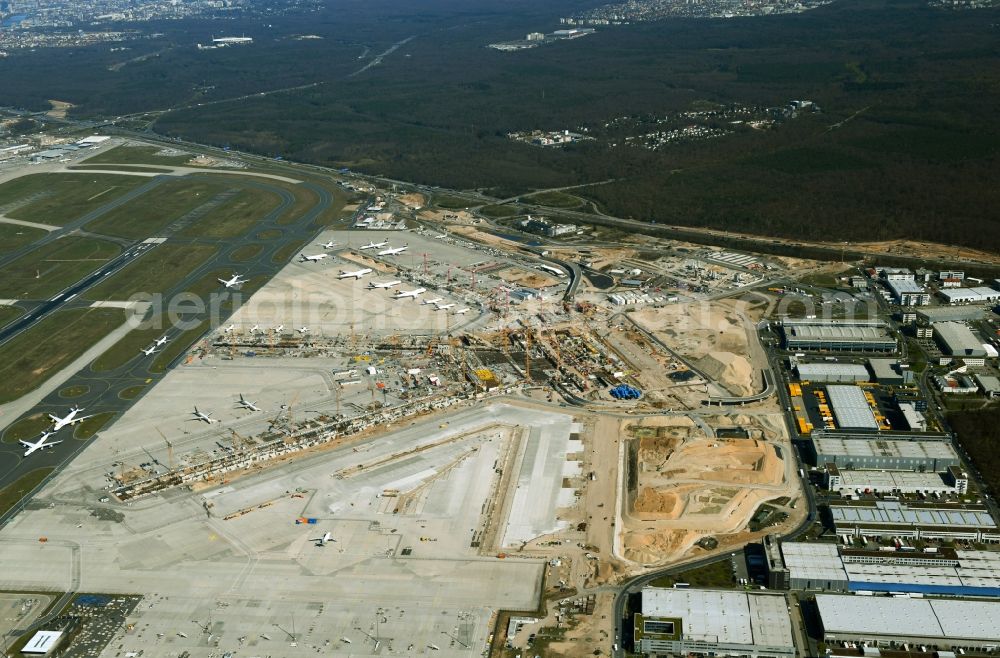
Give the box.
[623,530,694,564]
[633,487,686,519]
[696,351,754,396]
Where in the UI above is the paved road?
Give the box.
[0,171,337,513]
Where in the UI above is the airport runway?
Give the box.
[0,173,337,509]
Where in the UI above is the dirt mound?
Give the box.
[696,351,754,396]
[633,487,681,518]
[623,530,693,564]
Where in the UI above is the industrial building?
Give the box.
[939,286,1000,305]
[915,305,986,324]
[975,374,1000,397]
[810,431,959,471]
[933,321,987,364]
[866,359,909,385]
[783,543,1000,596]
[782,319,896,353]
[815,594,1000,651]
[830,499,998,543]
[633,588,795,657]
[823,465,956,495]
[886,279,930,306]
[762,534,790,590]
[795,362,870,383]
[21,630,64,655]
[826,385,880,430]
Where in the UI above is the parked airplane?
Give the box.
[20,431,62,457]
[338,268,373,280]
[300,253,328,262]
[224,324,236,334]
[311,531,334,546]
[377,245,408,256]
[275,325,285,333]
[48,407,94,432]
[317,240,338,249]
[154,335,169,347]
[140,345,159,356]
[249,324,260,334]
[297,326,309,334]
[368,280,402,290]
[454,307,470,315]
[394,287,427,299]
[190,407,217,424]
[435,303,455,311]
[421,297,443,306]
[359,240,389,250]
[236,394,261,412]
[218,273,247,288]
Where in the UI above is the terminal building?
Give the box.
[815,594,1000,651]
[782,543,1000,596]
[809,431,960,471]
[633,588,795,657]
[828,499,998,543]
[781,319,896,353]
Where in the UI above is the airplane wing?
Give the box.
[70,414,95,425]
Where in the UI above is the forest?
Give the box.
[2,0,999,249]
[948,408,1000,500]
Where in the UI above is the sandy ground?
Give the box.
[46,100,74,119]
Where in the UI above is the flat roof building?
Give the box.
[634,588,795,657]
[782,319,896,353]
[823,466,955,495]
[795,362,870,383]
[827,385,879,430]
[866,359,907,385]
[816,594,1000,651]
[21,630,63,655]
[934,321,987,358]
[830,500,998,544]
[939,286,1000,305]
[810,431,959,471]
[886,279,930,306]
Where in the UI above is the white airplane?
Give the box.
[377,245,408,256]
[311,531,334,546]
[190,407,217,424]
[359,240,389,250]
[249,324,260,334]
[368,280,402,290]
[338,268,373,280]
[421,297,443,306]
[154,335,169,347]
[236,394,261,412]
[275,324,285,333]
[48,406,94,432]
[435,303,455,311]
[224,324,236,334]
[317,240,338,249]
[454,307,470,315]
[218,273,247,288]
[300,253,328,263]
[297,326,309,334]
[394,287,427,299]
[20,431,62,457]
[140,345,159,356]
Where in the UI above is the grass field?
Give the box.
[84,244,217,301]
[119,384,145,400]
[0,236,121,299]
[0,305,23,329]
[58,385,89,398]
[433,194,471,210]
[82,144,193,166]
[0,468,53,518]
[91,324,169,372]
[0,307,125,404]
[0,224,46,256]
[0,414,51,443]
[2,173,146,226]
[256,229,282,240]
[479,204,520,219]
[178,186,281,238]
[85,178,232,239]
[230,244,264,262]
[648,559,734,589]
[526,190,583,208]
[73,412,116,440]
[70,164,173,173]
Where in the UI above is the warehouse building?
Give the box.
[830,499,998,543]
[866,359,908,385]
[633,588,795,657]
[827,385,880,430]
[815,594,1000,651]
[783,543,1000,596]
[886,279,930,306]
[916,305,987,324]
[810,431,959,471]
[933,322,987,364]
[782,319,896,353]
[795,362,870,383]
[823,465,956,495]
[939,286,1000,305]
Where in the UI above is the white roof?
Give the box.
[827,385,879,430]
[642,588,793,648]
[22,630,62,654]
[816,595,1000,641]
[796,363,870,380]
[813,436,957,461]
[77,135,109,144]
[887,279,925,295]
